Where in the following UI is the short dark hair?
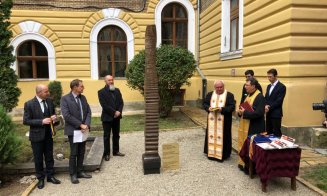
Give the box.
[70,79,82,89]
[246,77,259,89]
[267,69,278,76]
[244,70,254,76]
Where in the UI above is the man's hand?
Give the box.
[50,115,57,122]
[265,105,270,113]
[238,106,245,116]
[80,124,89,133]
[42,118,51,125]
[114,111,121,118]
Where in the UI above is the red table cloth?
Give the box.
[239,138,301,185]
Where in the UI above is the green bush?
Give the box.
[126,45,196,117]
[48,80,63,109]
[0,105,22,165]
[0,0,21,112]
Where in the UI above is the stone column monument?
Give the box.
[142,25,161,175]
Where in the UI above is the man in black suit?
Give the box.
[98,75,124,161]
[23,84,61,189]
[240,70,262,104]
[265,69,286,137]
[61,79,92,184]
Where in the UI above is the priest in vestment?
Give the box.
[203,80,235,162]
[237,78,265,172]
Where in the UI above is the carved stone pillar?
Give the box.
[142,25,161,175]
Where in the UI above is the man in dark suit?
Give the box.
[265,68,286,137]
[61,79,92,184]
[23,84,61,189]
[240,70,262,104]
[98,75,124,161]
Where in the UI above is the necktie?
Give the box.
[76,97,83,120]
[42,100,49,117]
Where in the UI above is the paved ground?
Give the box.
[31,128,318,196]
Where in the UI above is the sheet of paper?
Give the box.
[73,129,89,143]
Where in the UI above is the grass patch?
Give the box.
[12,111,198,163]
[301,164,327,192]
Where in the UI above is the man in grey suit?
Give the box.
[23,84,61,189]
[61,79,92,184]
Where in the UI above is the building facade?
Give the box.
[8,0,327,133]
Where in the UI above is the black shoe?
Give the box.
[47,176,61,184]
[113,152,125,156]
[104,155,110,161]
[37,179,45,189]
[238,164,244,171]
[243,167,249,175]
[77,172,92,178]
[217,159,224,163]
[70,175,79,184]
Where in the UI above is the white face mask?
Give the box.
[109,84,115,91]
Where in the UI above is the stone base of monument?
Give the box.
[142,153,161,175]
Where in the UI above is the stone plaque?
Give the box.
[162,143,180,171]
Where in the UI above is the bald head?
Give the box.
[36,84,49,100]
[104,75,114,86]
[214,80,225,95]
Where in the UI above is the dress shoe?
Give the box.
[77,171,92,178]
[113,152,125,156]
[70,175,79,184]
[47,176,61,184]
[37,179,45,189]
[104,155,110,161]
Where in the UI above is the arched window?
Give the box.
[17,40,49,79]
[161,3,188,48]
[97,25,127,78]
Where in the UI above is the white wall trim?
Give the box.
[221,0,243,55]
[90,8,134,80]
[155,0,195,54]
[10,23,56,80]
[18,21,42,33]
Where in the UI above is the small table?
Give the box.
[239,138,301,192]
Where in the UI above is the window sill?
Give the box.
[18,78,49,82]
[220,49,243,61]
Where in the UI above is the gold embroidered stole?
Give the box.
[207,90,227,160]
[238,89,260,166]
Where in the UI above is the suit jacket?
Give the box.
[242,92,266,135]
[23,97,57,142]
[98,86,124,122]
[60,92,91,136]
[265,81,286,118]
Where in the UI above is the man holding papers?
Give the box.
[203,80,235,162]
[61,79,92,184]
[237,78,265,173]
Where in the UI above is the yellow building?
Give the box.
[8,0,327,138]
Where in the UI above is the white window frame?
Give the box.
[10,21,56,80]
[220,0,243,60]
[155,0,195,55]
[90,8,134,80]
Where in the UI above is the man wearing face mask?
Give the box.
[98,75,125,161]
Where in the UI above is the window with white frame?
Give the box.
[17,40,49,79]
[221,0,243,60]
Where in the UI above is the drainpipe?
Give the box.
[196,0,207,101]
